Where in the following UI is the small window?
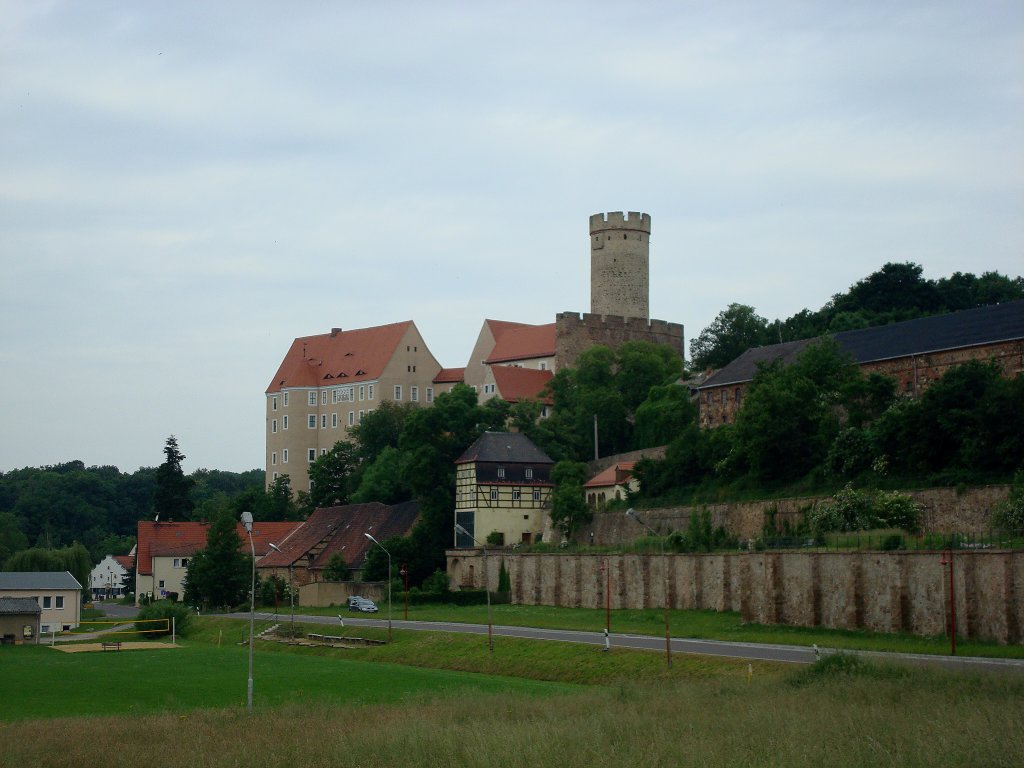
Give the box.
[308,392,317,406]
[512,489,521,501]
[540,362,546,370]
[358,409,364,422]
[532,488,541,502]
[524,468,533,479]
[308,414,317,429]
[283,415,289,430]
[283,393,290,407]
[332,413,338,428]
[272,419,278,433]
[181,559,189,568]
[272,396,278,411]
[490,488,498,501]
[42,596,52,609]
[359,385,365,401]
[368,384,375,400]
[497,467,505,479]
[272,451,277,465]
[705,392,712,404]
[394,385,402,400]
[348,411,355,426]
[411,386,419,402]
[426,387,434,403]
[55,596,64,608]
[321,414,327,429]
[283,449,289,463]
[735,387,742,403]
[322,391,328,405]
[308,449,316,462]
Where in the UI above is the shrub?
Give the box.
[808,484,920,535]
[135,600,193,637]
[992,471,1024,533]
[874,491,921,533]
[420,569,450,595]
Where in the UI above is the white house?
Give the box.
[89,553,133,601]
[0,571,82,634]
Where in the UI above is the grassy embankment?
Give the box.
[2,619,1022,768]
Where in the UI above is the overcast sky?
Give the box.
[1,1,1021,475]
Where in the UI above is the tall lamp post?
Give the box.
[399,563,409,621]
[363,533,392,642]
[267,542,294,640]
[454,523,493,652]
[240,511,257,711]
[626,508,672,669]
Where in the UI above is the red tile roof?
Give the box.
[433,367,465,383]
[136,520,302,575]
[256,502,420,573]
[113,555,135,571]
[485,323,556,364]
[584,462,636,489]
[266,321,415,393]
[491,366,554,404]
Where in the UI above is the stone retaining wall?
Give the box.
[446,548,1024,644]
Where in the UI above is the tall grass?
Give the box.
[3,657,1022,768]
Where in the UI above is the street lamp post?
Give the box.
[268,542,294,641]
[399,563,409,621]
[454,523,492,652]
[240,511,257,711]
[363,533,392,642]
[626,508,672,669]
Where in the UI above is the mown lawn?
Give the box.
[0,637,576,722]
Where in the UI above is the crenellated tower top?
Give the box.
[589,211,651,235]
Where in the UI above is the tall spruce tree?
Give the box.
[153,436,194,521]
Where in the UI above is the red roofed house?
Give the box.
[135,520,301,603]
[464,320,556,407]
[583,461,637,509]
[266,321,445,492]
[256,501,420,605]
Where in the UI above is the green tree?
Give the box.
[0,512,28,564]
[153,436,194,521]
[182,510,250,609]
[689,303,771,370]
[322,552,350,581]
[549,460,591,540]
[634,384,697,448]
[306,441,358,509]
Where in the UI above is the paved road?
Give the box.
[221,611,1024,674]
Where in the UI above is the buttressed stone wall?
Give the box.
[446,548,1024,644]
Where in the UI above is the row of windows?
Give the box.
[272,384,434,415]
[704,387,744,405]
[271,384,378,411]
[392,385,433,402]
[30,595,66,609]
[271,408,378,434]
[270,447,332,466]
[459,488,542,502]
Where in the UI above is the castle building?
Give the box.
[265,321,449,492]
[697,300,1024,427]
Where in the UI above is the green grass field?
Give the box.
[2,623,1023,768]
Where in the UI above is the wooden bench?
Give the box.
[101,641,121,651]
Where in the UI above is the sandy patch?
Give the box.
[51,642,179,652]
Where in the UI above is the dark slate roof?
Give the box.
[700,300,1024,389]
[0,597,42,615]
[456,431,553,465]
[0,571,82,590]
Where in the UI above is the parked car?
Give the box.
[349,597,379,613]
[347,595,363,609]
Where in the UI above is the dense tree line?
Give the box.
[690,263,1024,369]
[0,440,267,566]
[635,342,1024,501]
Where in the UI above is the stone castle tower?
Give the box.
[589,211,651,320]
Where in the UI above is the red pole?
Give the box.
[948,550,956,656]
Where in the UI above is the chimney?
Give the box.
[331,327,342,337]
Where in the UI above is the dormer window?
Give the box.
[497,467,505,479]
